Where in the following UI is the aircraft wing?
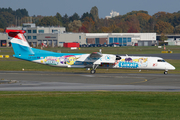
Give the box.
[77,53,116,64]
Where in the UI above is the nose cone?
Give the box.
[171,65,176,70]
[166,63,175,70]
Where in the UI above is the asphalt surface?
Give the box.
[0,71,180,91]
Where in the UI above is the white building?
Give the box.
[24,27,86,47]
[165,39,180,46]
[86,33,157,46]
[6,23,86,47]
[106,10,120,19]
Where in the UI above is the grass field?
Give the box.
[0,91,180,120]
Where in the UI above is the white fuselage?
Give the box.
[111,56,175,71]
[32,54,175,71]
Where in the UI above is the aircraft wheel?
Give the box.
[90,70,96,74]
[164,71,168,75]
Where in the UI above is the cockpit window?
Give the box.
[157,59,165,62]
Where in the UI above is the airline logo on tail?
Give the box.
[6,29,34,55]
[6,29,29,47]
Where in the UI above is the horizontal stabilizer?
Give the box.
[6,29,26,34]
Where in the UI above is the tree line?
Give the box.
[1,6,180,34]
[0,7,28,31]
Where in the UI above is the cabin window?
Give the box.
[157,59,165,62]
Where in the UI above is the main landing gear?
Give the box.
[164,71,168,75]
[90,64,99,74]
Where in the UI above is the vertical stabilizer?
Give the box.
[6,29,34,55]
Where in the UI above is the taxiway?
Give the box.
[0,71,179,91]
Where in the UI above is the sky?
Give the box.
[1,0,180,18]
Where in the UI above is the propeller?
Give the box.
[116,55,121,60]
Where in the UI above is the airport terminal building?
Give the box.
[86,33,156,46]
[1,23,157,47]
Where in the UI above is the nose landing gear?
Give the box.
[90,69,96,74]
[90,64,99,74]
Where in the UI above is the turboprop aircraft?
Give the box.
[6,29,175,74]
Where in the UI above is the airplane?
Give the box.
[6,29,175,74]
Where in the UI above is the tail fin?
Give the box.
[6,29,34,55]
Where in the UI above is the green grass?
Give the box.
[0,91,180,120]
